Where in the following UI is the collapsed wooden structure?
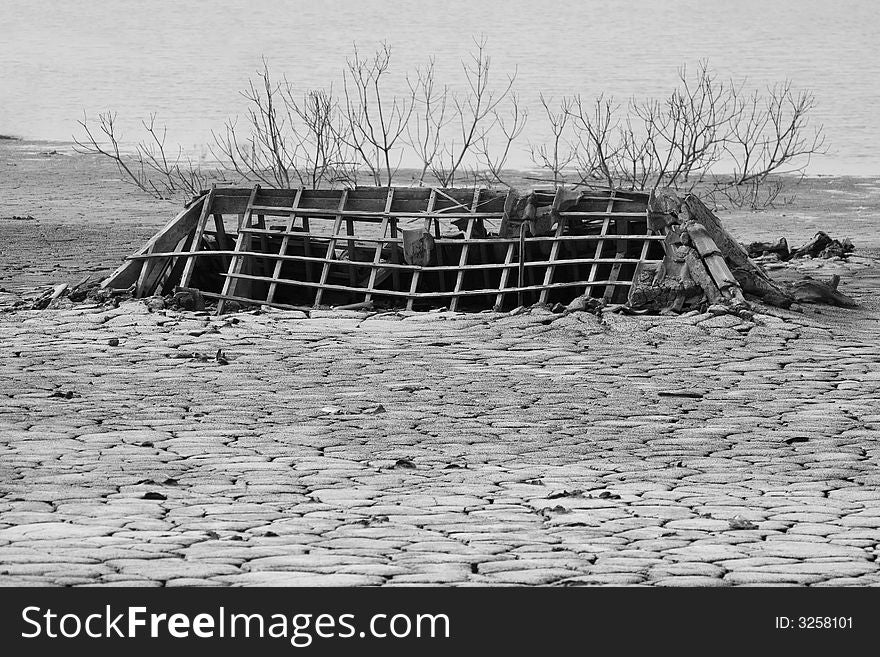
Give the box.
[102,184,801,313]
[104,185,672,312]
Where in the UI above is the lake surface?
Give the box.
[2,0,878,174]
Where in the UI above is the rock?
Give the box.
[144,296,166,311]
[729,516,759,530]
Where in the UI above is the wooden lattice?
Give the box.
[105,185,666,312]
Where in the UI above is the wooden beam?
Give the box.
[585,192,615,298]
[365,188,394,303]
[216,184,260,314]
[266,188,303,305]
[449,188,481,311]
[179,184,217,289]
[406,188,436,310]
[314,189,349,307]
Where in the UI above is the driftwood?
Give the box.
[628,247,705,313]
[647,190,794,309]
[746,237,790,260]
[790,231,854,259]
[790,275,857,308]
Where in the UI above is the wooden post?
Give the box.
[217,184,260,314]
[603,217,630,302]
[314,189,349,307]
[179,184,217,289]
[407,188,436,310]
[585,191,615,298]
[365,188,395,303]
[449,188,481,312]
[494,190,518,311]
[266,188,303,305]
[539,189,569,304]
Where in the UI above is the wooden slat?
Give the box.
[604,217,630,302]
[539,189,569,304]
[449,188,481,311]
[247,204,644,219]
[128,249,655,271]
[406,188,436,310]
[314,189,349,307]
[585,192,615,298]
[231,226,664,244]
[493,189,518,311]
[266,188,303,305]
[216,184,260,314]
[365,188,395,303]
[179,184,217,289]
[223,270,634,299]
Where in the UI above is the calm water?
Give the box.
[2,0,878,173]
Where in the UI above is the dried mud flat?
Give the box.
[2,140,880,587]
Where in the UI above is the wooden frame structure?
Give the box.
[103,185,666,312]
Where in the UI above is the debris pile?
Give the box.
[746,231,855,262]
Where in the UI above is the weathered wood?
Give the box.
[266,187,303,305]
[650,190,794,308]
[314,190,349,307]
[223,270,632,299]
[217,185,260,314]
[449,189,482,311]
[789,277,858,307]
[406,189,437,309]
[365,189,394,304]
[179,184,217,289]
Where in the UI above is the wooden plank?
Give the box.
[314,189,349,307]
[266,187,303,305]
[345,215,357,293]
[222,270,632,298]
[388,216,401,292]
[493,189,518,311]
[302,214,313,282]
[217,184,260,314]
[247,204,645,219]
[231,226,664,245]
[365,188,395,303]
[135,242,157,297]
[449,188,481,311]
[585,192,615,298]
[406,188,436,310]
[212,213,230,271]
[179,184,217,289]
[604,217,630,302]
[247,205,506,219]
[128,249,655,270]
[538,190,570,304]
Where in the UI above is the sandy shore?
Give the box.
[2,139,880,587]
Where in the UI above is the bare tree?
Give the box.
[74,111,209,200]
[211,59,354,189]
[406,57,451,185]
[340,43,415,186]
[424,37,518,186]
[531,61,825,207]
[566,94,620,188]
[725,81,826,185]
[474,93,527,187]
[528,94,575,185]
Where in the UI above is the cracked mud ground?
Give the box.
[2,278,879,587]
[2,144,880,586]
